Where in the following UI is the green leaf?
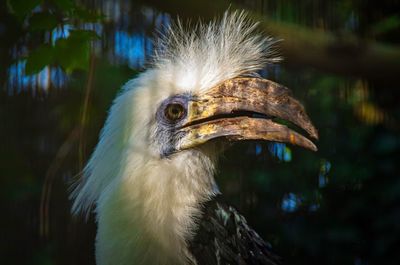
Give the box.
[69,29,100,40]
[54,30,95,73]
[25,45,55,75]
[72,6,105,22]
[29,12,58,31]
[370,15,400,36]
[7,0,43,20]
[51,0,75,11]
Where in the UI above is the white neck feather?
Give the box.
[95,148,218,265]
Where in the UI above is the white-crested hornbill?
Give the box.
[71,11,318,265]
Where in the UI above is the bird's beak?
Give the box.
[177,77,318,152]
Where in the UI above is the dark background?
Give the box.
[1,0,400,264]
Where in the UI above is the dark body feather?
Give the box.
[189,195,282,265]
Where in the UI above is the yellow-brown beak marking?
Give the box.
[177,77,318,152]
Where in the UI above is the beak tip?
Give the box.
[304,139,318,152]
[309,127,319,141]
[311,144,318,152]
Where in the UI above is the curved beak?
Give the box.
[177,77,318,151]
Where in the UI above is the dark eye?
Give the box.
[164,103,185,122]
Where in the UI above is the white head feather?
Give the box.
[71,11,279,265]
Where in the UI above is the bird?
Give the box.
[70,11,318,265]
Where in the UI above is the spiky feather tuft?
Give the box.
[152,10,281,92]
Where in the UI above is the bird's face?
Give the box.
[71,12,318,236]
[152,77,318,158]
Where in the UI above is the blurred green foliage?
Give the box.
[7,0,103,75]
[7,0,44,20]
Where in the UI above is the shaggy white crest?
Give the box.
[70,10,280,265]
[152,10,280,93]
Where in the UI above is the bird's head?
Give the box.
[71,11,318,217]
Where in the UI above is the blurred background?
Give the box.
[1,0,400,264]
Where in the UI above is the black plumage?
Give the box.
[189,195,282,265]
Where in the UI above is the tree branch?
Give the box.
[141,0,400,81]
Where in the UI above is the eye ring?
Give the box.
[164,103,186,122]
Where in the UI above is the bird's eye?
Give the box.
[164,103,185,122]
